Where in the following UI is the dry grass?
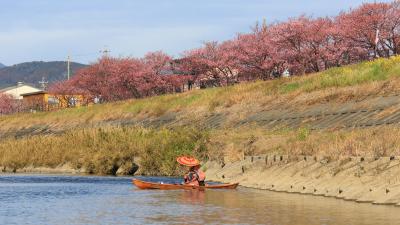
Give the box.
[286,127,400,158]
[1,57,400,174]
[2,124,400,175]
[1,56,399,132]
[207,126,400,163]
[0,126,208,175]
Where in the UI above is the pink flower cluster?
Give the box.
[51,2,400,102]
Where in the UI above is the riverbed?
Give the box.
[0,174,399,225]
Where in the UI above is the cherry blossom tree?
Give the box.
[50,1,400,103]
[381,1,400,55]
[143,51,173,75]
[336,2,392,59]
[235,21,284,80]
[270,16,339,74]
[182,41,239,87]
[63,55,191,102]
[0,93,18,115]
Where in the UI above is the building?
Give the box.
[22,91,87,111]
[0,82,42,100]
[282,69,291,78]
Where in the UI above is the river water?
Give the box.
[0,174,399,225]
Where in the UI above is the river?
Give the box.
[0,174,399,225]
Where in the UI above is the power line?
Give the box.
[64,48,110,80]
[99,46,111,57]
[70,52,99,58]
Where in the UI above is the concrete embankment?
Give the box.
[205,155,400,206]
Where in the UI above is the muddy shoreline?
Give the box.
[1,164,85,174]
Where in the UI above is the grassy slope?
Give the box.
[1,56,400,175]
[1,56,400,130]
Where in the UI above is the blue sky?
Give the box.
[0,0,392,65]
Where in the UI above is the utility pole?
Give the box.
[67,55,71,80]
[39,76,48,90]
[100,46,110,57]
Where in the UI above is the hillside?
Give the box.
[0,56,400,175]
[0,63,5,69]
[0,61,87,88]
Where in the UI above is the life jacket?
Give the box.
[184,169,206,186]
[196,169,206,186]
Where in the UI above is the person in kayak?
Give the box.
[184,165,206,186]
[177,156,206,186]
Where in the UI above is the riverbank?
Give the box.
[4,155,400,207]
[0,126,208,176]
[1,57,400,206]
[1,163,82,174]
[205,155,400,206]
[3,153,400,207]
[4,125,400,177]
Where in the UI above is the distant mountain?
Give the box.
[0,61,87,88]
[0,63,5,69]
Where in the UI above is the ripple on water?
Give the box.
[0,174,400,225]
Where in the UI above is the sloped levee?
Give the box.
[205,155,400,206]
[3,93,400,139]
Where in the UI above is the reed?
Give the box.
[0,126,209,175]
[2,124,400,175]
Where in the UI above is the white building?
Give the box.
[282,69,291,78]
[0,82,42,100]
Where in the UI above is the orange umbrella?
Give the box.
[177,156,200,167]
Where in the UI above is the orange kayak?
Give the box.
[132,179,239,190]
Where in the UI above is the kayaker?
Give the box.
[184,165,206,186]
[177,156,206,186]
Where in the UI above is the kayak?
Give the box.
[132,179,239,190]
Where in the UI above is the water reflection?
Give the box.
[179,189,206,204]
[0,175,399,225]
[139,182,400,225]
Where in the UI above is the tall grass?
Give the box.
[0,126,209,175]
[207,126,400,163]
[2,124,400,175]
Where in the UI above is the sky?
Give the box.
[0,0,393,65]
